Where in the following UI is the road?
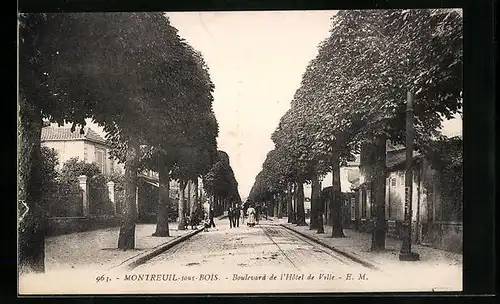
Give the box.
[120,220,381,293]
[19,220,460,294]
[135,220,363,272]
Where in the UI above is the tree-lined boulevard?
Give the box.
[247,9,462,255]
[18,10,463,293]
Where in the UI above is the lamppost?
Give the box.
[399,91,420,261]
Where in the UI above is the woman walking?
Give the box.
[240,207,245,225]
[246,204,256,227]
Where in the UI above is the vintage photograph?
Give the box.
[18,9,463,294]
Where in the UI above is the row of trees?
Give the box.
[248,9,462,248]
[19,13,240,274]
[203,151,241,215]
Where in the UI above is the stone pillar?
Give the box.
[78,175,89,217]
[107,181,116,215]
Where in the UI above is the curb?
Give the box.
[280,224,379,270]
[114,227,205,270]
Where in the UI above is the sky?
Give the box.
[84,11,462,201]
[167,11,338,200]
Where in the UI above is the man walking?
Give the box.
[233,204,240,227]
[228,205,234,228]
[255,204,261,225]
[209,207,216,228]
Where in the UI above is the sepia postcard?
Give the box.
[18,9,463,295]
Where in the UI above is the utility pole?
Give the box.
[399,91,420,261]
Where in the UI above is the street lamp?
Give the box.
[399,91,420,261]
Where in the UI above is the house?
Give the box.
[42,125,208,222]
[350,140,463,253]
[41,125,123,175]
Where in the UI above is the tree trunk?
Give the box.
[187,180,193,215]
[118,139,139,250]
[213,195,218,216]
[331,150,346,237]
[194,179,199,213]
[178,180,187,230]
[310,172,321,230]
[286,183,293,223]
[296,179,307,226]
[371,135,387,251]
[18,94,46,274]
[291,183,297,224]
[273,196,278,217]
[153,157,170,237]
[277,193,283,218]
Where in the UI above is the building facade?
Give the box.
[41,125,124,175]
[348,140,463,253]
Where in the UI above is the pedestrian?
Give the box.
[233,204,240,228]
[255,205,261,224]
[183,213,189,230]
[203,212,210,232]
[247,204,256,227]
[228,205,234,228]
[240,206,245,225]
[190,211,197,230]
[209,208,216,228]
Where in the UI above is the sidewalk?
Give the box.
[45,221,207,272]
[278,218,463,291]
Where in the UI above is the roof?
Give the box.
[386,148,422,169]
[41,126,107,145]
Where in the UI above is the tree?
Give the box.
[250,9,462,246]
[422,135,463,221]
[58,158,110,215]
[50,13,214,248]
[327,9,462,249]
[203,151,240,216]
[137,42,218,235]
[19,13,95,273]
[18,13,218,272]
[38,146,59,216]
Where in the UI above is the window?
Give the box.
[96,149,105,173]
[391,178,397,187]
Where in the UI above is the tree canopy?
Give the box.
[250,9,462,232]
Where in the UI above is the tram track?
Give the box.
[259,224,371,270]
